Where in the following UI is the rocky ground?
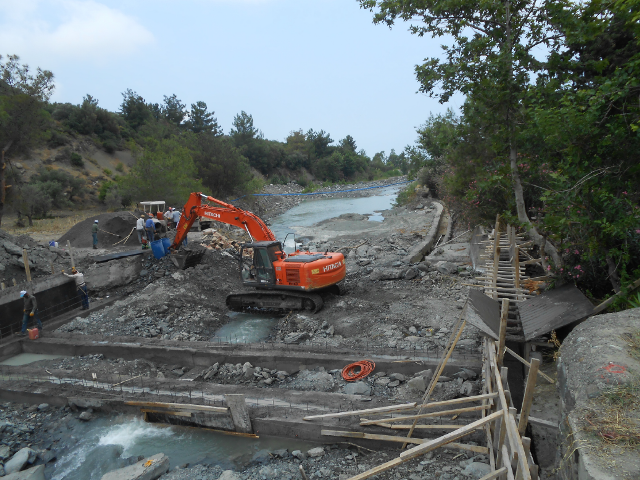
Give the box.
[1,177,507,479]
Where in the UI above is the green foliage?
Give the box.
[29,167,84,204]
[115,162,124,172]
[120,89,151,130]
[103,168,112,176]
[185,101,221,135]
[98,181,113,202]
[70,152,84,167]
[394,182,417,207]
[13,184,53,224]
[301,183,319,194]
[118,138,202,205]
[162,94,186,126]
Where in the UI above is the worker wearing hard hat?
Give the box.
[63,267,90,310]
[20,290,43,337]
[91,219,99,249]
[136,214,146,243]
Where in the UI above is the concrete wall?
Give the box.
[0,275,77,335]
[16,338,482,378]
[556,309,640,480]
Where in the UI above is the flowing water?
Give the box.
[51,416,316,479]
[269,185,400,248]
[213,312,281,343]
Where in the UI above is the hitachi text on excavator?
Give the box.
[170,192,346,312]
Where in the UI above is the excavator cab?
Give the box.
[239,241,284,286]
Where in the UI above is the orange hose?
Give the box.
[341,360,376,381]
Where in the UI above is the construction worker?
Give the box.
[145,214,156,242]
[20,290,43,337]
[166,207,174,230]
[172,208,181,229]
[136,214,146,243]
[91,219,99,249]
[63,267,89,310]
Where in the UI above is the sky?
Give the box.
[0,0,462,156]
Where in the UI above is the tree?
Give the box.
[193,135,251,197]
[339,135,357,153]
[120,89,151,130]
[0,54,55,101]
[230,111,259,145]
[360,0,569,266]
[13,184,52,226]
[0,54,55,227]
[119,138,202,205]
[162,94,187,126]
[185,101,221,135]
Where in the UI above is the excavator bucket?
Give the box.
[169,249,205,270]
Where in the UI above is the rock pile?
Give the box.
[0,229,69,281]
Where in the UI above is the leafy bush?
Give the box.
[115,162,124,172]
[103,168,112,176]
[48,131,68,148]
[70,152,84,167]
[394,182,417,207]
[103,139,117,154]
[98,181,114,203]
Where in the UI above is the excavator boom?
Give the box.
[171,192,346,313]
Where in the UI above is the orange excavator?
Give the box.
[171,192,346,312]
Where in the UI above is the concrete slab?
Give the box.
[100,453,169,480]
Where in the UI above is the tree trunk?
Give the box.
[605,255,621,293]
[509,143,563,267]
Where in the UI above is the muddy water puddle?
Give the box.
[0,353,68,366]
[51,416,315,479]
[213,312,281,343]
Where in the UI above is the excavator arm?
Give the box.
[171,192,276,250]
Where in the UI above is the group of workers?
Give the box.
[135,208,182,245]
[19,207,185,337]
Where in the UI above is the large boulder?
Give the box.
[2,464,45,480]
[344,381,371,396]
[217,471,241,480]
[2,240,23,256]
[100,453,169,480]
[4,448,35,474]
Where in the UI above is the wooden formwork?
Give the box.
[304,303,542,480]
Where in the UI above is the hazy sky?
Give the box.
[0,0,462,156]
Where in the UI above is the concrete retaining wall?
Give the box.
[407,201,444,263]
[13,338,481,378]
[556,308,640,479]
[0,276,77,335]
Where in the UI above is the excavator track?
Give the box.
[226,291,324,314]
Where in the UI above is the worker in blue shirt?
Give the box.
[145,215,156,242]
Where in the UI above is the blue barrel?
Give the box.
[150,240,165,259]
[161,237,171,254]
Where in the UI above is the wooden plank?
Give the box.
[497,299,509,368]
[504,347,554,384]
[501,444,516,480]
[478,467,509,480]
[140,409,191,417]
[386,424,484,430]
[519,415,558,429]
[518,358,540,435]
[320,430,489,453]
[22,249,32,283]
[399,411,503,460]
[303,402,417,420]
[403,316,467,447]
[125,400,228,413]
[67,240,76,269]
[362,406,489,426]
[488,342,531,480]
[345,457,403,480]
[415,393,498,410]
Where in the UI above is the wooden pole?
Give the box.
[517,357,540,435]
[67,240,75,269]
[504,347,554,383]
[497,299,509,368]
[1,282,5,290]
[22,249,32,283]
[402,312,467,447]
[12,278,17,286]
[592,277,640,315]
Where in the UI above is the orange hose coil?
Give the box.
[341,360,376,381]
